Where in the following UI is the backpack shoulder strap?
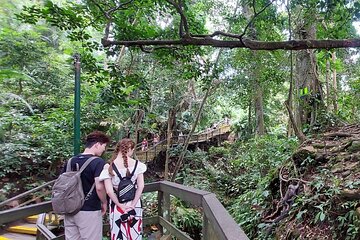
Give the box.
[130,160,138,177]
[78,156,98,173]
[66,157,73,172]
[112,163,123,180]
[80,156,98,200]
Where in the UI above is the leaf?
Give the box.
[319,212,326,222]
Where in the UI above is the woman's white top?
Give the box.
[99,161,147,186]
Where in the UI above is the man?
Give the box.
[62,131,110,240]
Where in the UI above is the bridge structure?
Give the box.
[0,180,249,240]
[134,124,232,162]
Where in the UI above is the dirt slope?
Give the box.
[263,124,360,239]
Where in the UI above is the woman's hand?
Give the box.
[116,203,133,213]
[129,202,136,209]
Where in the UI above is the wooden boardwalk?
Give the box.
[135,124,231,162]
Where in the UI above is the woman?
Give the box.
[153,134,159,146]
[99,138,147,240]
[141,138,148,151]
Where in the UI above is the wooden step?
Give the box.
[0,232,35,240]
[6,223,37,235]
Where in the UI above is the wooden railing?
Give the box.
[135,124,232,161]
[0,181,248,240]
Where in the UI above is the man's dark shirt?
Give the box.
[62,154,105,211]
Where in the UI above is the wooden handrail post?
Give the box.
[157,191,164,235]
[203,214,217,240]
[163,193,171,234]
[164,193,170,221]
[202,214,209,240]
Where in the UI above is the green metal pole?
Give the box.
[74,54,81,155]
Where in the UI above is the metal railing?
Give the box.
[0,181,248,240]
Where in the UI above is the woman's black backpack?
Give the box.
[112,161,138,203]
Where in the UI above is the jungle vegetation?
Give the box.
[1,0,360,239]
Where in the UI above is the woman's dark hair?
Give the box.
[108,138,135,177]
[84,131,110,148]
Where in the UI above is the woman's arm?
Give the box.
[104,178,131,212]
[130,173,144,209]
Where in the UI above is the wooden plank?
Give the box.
[202,194,249,240]
[159,217,193,240]
[159,181,210,206]
[143,182,160,193]
[202,215,218,240]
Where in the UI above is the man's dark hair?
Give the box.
[85,131,110,148]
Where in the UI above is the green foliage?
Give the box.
[1,2,360,239]
[171,197,202,239]
[178,135,298,238]
[280,166,360,240]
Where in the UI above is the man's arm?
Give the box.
[95,177,107,215]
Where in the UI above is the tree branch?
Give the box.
[102,37,360,50]
[240,0,275,39]
[90,0,108,18]
[90,0,134,41]
[108,0,134,15]
[165,0,189,37]
[191,31,241,39]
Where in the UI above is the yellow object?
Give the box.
[26,214,60,225]
[26,215,40,223]
[0,237,11,240]
[7,225,37,235]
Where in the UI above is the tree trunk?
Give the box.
[325,56,330,110]
[170,49,223,182]
[332,52,338,113]
[248,99,252,135]
[294,20,322,127]
[170,85,213,182]
[243,3,266,136]
[286,50,295,137]
[254,80,265,135]
[165,108,175,180]
[133,110,144,143]
[285,100,307,143]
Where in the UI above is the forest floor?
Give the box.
[264,124,360,239]
[143,124,360,239]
